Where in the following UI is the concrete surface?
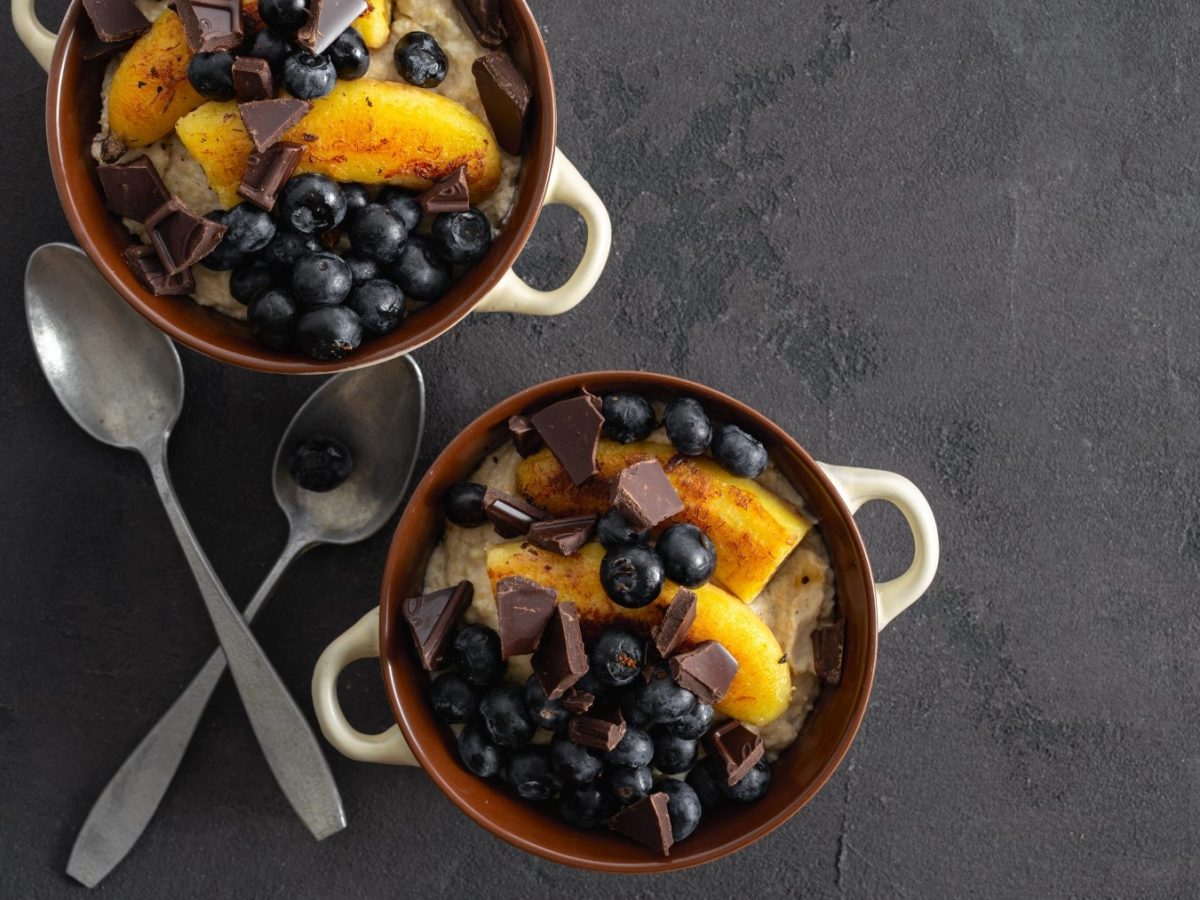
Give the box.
[2,0,1198,897]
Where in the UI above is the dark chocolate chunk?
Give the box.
[507,414,543,456]
[567,705,626,752]
[812,619,845,685]
[123,243,196,296]
[401,581,473,670]
[144,199,227,275]
[176,0,243,53]
[527,514,597,557]
[703,721,765,787]
[296,0,368,55]
[232,56,275,102]
[237,142,305,211]
[653,588,697,657]
[454,0,507,48]
[669,641,738,704]
[606,793,674,857]
[495,575,556,659]
[610,459,684,530]
[239,98,312,153]
[417,165,469,214]
[529,392,605,486]
[97,156,170,224]
[482,487,548,538]
[81,0,150,43]
[532,601,587,699]
[472,52,530,155]
[561,688,594,715]
[82,32,137,60]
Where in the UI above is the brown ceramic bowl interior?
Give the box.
[379,371,879,873]
[45,0,556,374]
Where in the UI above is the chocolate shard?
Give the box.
[495,575,557,659]
[482,487,548,538]
[232,56,275,102]
[145,199,227,275]
[123,243,196,296]
[417,165,470,214]
[401,581,473,670]
[82,32,137,60]
[532,601,587,699]
[812,619,845,685]
[561,688,594,715]
[703,721,765,787]
[81,0,150,43]
[610,460,685,531]
[176,0,243,53]
[238,142,305,211]
[527,514,597,557]
[296,0,368,55]
[472,52,530,155]
[606,793,674,857]
[507,414,543,456]
[239,98,312,153]
[567,704,626,752]
[97,156,170,224]
[454,0,507,48]
[669,641,738,704]
[653,588,697,657]
[530,392,605,486]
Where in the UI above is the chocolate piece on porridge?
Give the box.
[567,705,626,752]
[81,0,150,43]
[175,0,243,53]
[653,588,697,656]
[527,514,597,557]
[296,0,368,56]
[704,721,765,787]
[145,199,227,275]
[472,52,530,155]
[495,575,557,659]
[812,619,845,685]
[123,244,196,296]
[530,392,605,486]
[482,487,548,537]
[418,165,470,214]
[97,157,170,224]
[610,459,684,531]
[531,601,587,699]
[454,0,508,49]
[232,57,275,103]
[402,581,474,670]
[82,31,137,61]
[238,142,305,211]
[239,98,313,153]
[669,641,738,704]
[507,414,543,456]
[561,688,594,715]
[606,793,674,857]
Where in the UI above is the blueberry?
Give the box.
[589,628,644,687]
[292,251,352,307]
[602,393,656,444]
[479,684,535,749]
[663,397,712,456]
[327,27,370,79]
[260,231,321,275]
[722,758,771,802]
[665,701,712,740]
[229,262,274,304]
[450,625,504,686]
[187,50,236,100]
[247,29,294,75]
[341,183,371,226]
[600,544,664,608]
[200,211,246,270]
[596,509,649,550]
[430,673,479,724]
[377,187,423,231]
[445,481,487,527]
[350,204,408,262]
[571,669,614,706]
[559,783,607,829]
[711,424,769,478]
[604,765,653,805]
[258,0,308,32]
[288,435,353,492]
[523,674,571,731]
[393,31,448,87]
[656,524,717,588]
[603,727,653,769]
[507,748,562,801]
[430,208,492,265]
[223,202,277,253]
[686,758,727,809]
[631,664,696,726]
[277,174,347,234]
[619,688,652,730]
[550,734,604,784]
[347,279,405,335]
[656,779,702,841]
[389,235,452,302]
[296,306,363,360]
[458,718,503,778]
[281,50,337,100]
[651,729,698,775]
[342,252,380,285]
[247,288,298,349]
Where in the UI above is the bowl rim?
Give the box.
[378,371,880,873]
[44,0,558,374]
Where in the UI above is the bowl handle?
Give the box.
[817,463,939,630]
[473,147,612,316]
[312,608,418,766]
[12,0,56,73]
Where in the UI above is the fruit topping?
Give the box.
[652,587,697,656]
[188,50,237,100]
[228,262,274,305]
[711,423,769,478]
[601,393,657,445]
[296,305,363,360]
[259,0,309,32]
[605,764,653,806]
[247,288,299,349]
[685,758,726,809]
[282,50,338,100]
[630,664,696,726]
[451,624,504,686]
[231,56,274,103]
[722,759,771,803]
[523,674,571,732]
[812,619,846,685]
[376,187,424,231]
[347,279,405,335]
[494,575,557,659]
[656,780,702,841]
[526,514,598,557]
[430,673,479,724]
[247,28,295,75]
[531,602,587,699]
[550,733,604,784]
[239,98,313,153]
[478,683,535,748]
[342,252,380,285]
[200,211,247,270]
[606,792,674,857]
[655,523,716,588]
[327,27,370,79]
[530,392,606,486]
[349,204,408,263]
[340,182,370,224]
[388,235,452,302]
[558,784,607,829]
[703,721,765,786]
[292,251,353,307]
[400,581,473,670]
[417,165,470,214]
[261,231,322,275]
[472,52,530,155]
[589,628,644,687]
[457,719,502,777]
[445,481,488,527]
[506,748,561,801]
[394,31,448,88]
[650,729,698,775]
[600,544,664,609]
[222,202,278,253]
[431,208,492,265]
[663,397,712,456]
[664,700,713,740]
[603,727,653,769]
[610,460,684,530]
[287,434,353,492]
[596,509,649,550]
[277,173,347,234]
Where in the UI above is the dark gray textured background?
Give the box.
[3,0,1198,896]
